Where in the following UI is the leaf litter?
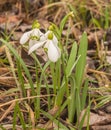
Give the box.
[0,0,111,130]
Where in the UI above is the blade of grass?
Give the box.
[75,32,88,93]
[66,42,77,77]
[16,103,26,129]
[0,39,35,96]
[5,46,20,91]
[34,60,40,119]
[76,86,81,121]
[79,105,90,130]
[60,12,73,35]
[16,59,26,97]
[104,7,109,29]
[56,42,78,106]
[0,38,40,123]
[68,75,76,123]
[13,102,19,130]
[0,125,7,130]
[79,96,91,130]
[50,62,57,94]
[40,61,51,110]
[81,79,88,110]
[74,32,87,120]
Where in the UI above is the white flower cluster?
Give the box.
[20,21,61,62]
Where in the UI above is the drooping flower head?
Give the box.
[28,25,61,62]
[20,20,44,47]
[20,22,61,62]
[44,31,61,62]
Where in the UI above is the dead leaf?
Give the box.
[106,56,111,64]
[0,14,22,32]
[0,0,16,5]
[25,103,35,127]
[0,124,22,130]
[0,15,20,24]
[91,125,111,130]
[0,67,10,76]
[18,24,32,32]
[0,102,15,122]
[48,105,59,116]
[0,77,16,87]
[0,45,5,55]
[79,109,111,127]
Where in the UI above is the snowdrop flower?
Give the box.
[20,20,44,49]
[29,30,61,62]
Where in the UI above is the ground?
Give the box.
[0,0,111,130]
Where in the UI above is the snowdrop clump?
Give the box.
[20,21,61,62]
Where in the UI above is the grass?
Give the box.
[0,0,111,129]
[0,13,88,129]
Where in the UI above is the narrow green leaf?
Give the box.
[66,42,77,77]
[0,125,7,130]
[17,103,26,129]
[0,39,35,96]
[105,7,109,29]
[13,102,19,130]
[91,18,101,28]
[79,105,90,130]
[68,75,76,123]
[75,32,88,92]
[76,88,81,120]
[81,79,88,110]
[56,43,79,106]
[50,23,61,38]
[60,12,73,35]
[16,59,26,97]
[41,110,69,130]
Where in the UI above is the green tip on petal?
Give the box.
[30,35,40,40]
[32,20,40,29]
[48,32,53,40]
[44,47,48,52]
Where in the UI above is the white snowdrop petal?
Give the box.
[52,35,58,46]
[44,40,50,49]
[28,41,45,54]
[20,31,32,44]
[32,29,39,36]
[31,29,44,37]
[44,30,50,37]
[47,41,60,62]
[45,30,58,46]
[40,35,47,42]
[29,39,38,49]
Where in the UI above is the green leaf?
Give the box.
[75,32,88,92]
[17,103,26,129]
[81,79,88,110]
[79,105,90,130]
[0,125,7,130]
[40,109,69,130]
[50,23,61,38]
[105,7,109,29]
[68,75,76,123]
[91,18,101,28]
[56,42,78,106]
[0,39,35,96]
[66,42,77,77]
[60,12,73,36]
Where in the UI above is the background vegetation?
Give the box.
[0,0,111,130]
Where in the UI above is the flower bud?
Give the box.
[32,20,40,29]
